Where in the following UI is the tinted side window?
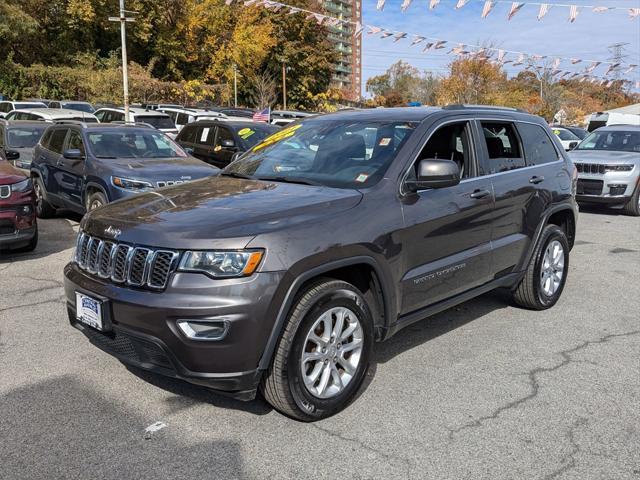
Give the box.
[66,130,86,157]
[517,123,559,166]
[176,113,189,125]
[0,103,9,113]
[94,110,107,122]
[48,129,68,154]
[40,129,53,149]
[0,126,4,147]
[416,121,473,179]
[480,122,525,174]
[179,125,198,144]
[215,126,234,146]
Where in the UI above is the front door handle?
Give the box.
[470,189,491,199]
[529,175,545,184]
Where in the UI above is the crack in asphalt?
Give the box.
[0,295,66,314]
[541,417,588,480]
[7,274,65,295]
[311,423,415,477]
[447,330,640,441]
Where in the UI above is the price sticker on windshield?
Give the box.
[253,124,302,152]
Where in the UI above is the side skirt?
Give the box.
[382,272,522,340]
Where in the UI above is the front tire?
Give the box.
[86,191,108,212]
[513,225,569,310]
[34,177,55,219]
[261,279,374,421]
[622,184,640,216]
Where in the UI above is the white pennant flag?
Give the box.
[629,8,640,18]
[433,40,447,49]
[568,5,580,22]
[624,65,637,74]
[288,6,300,14]
[512,53,525,66]
[422,42,435,53]
[481,0,495,18]
[586,61,601,73]
[497,49,506,63]
[592,6,611,13]
[604,63,620,75]
[537,3,550,20]
[411,36,426,46]
[244,0,259,5]
[367,26,382,35]
[376,0,385,10]
[570,58,581,65]
[606,80,614,87]
[354,22,364,37]
[225,0,234,5]
[380,30,394,38]
[401,0,412,11]
[429,0,440,9]
[635,81,640,89]
[552,58,561,69]
[394,32,408,42]
[455,0,469,9]
[507,2,524,20]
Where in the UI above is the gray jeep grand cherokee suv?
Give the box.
[64,106,578,421]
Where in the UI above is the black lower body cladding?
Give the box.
[64,262,285,397]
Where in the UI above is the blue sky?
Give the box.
[360,0,640,94]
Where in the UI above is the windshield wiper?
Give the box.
[95,155,117,159]
[255,176,322,186]
[220,171,254,180]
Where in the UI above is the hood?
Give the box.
[106,156,218,181]
[569,150,640,165]
[0,160,28,185]
[83,176,363,249]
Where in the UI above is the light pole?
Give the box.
[108,1,135,122]
[282,62,287,110]
[233,64,238,108]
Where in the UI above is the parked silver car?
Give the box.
[569,125,640,216]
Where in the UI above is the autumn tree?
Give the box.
[366,60,440,106]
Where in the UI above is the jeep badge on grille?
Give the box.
[104,226,122,239]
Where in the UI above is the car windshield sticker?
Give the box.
[379,137,391,146]
[200,127,210,142]
[553,129,561,135]
[238,128,255,140]
[253,124,302,152]
[355,173,369,183]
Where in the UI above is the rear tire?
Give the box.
[261,279,374,421]
[622,184,640,217]
[513,225,569,310]
[34,177,55,219]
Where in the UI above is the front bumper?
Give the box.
[576,170,638,205]
[0,201,36,249]
[64,263,285,398]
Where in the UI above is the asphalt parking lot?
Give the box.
[1,207,638,480]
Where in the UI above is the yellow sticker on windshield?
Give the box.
[252,124,302,152]
[238,128,255,140]
[553,129,561,135]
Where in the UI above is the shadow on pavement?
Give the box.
[578,204,626,216]
[0,376,246,480]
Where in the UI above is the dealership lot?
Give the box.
[0,208,638,480]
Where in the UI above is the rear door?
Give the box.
[42,127,69,204]
[476,119,541,275]
[192,124,216,164]
[56,129,86,210]
[175,124,198,153]
[399,117,495,314]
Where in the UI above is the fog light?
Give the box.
[177,320,228,341]
[18,204,33,216]
[608,184,627,196]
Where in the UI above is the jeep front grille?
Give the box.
[74,232,179,290]
[575,163,605,175]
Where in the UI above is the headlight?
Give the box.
[605,165,633,172]
[11,178,32,193]
[179,250,263,278]
[112,176,153,190]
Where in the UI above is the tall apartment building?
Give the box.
[323,0,362,101]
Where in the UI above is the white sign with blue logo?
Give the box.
[75,292,103,330]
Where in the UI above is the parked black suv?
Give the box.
[31,123,218,216]
[64,106,577,421]
[175,120,280,168]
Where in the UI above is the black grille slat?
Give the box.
[575,163,605,175]
[74,232,176,290]
[577,179,603,195]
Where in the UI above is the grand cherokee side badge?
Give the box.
[104,226,122,239]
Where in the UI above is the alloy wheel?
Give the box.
[540,240,565,296]
[300,306,363,399]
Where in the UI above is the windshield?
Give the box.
[7,126,47,148]
[16,103,46,109]
[552,128,579,141]
[235,125,281,149]
[224,119,418,189]
[136,115,176,130]
[576,130,640,153]
[87,130,187,158]
[64,103,95,113]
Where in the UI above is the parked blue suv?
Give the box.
[31,122,218,217]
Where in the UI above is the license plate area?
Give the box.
[75,292,109,331]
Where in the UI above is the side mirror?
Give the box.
[568,141,578,151]
[406,159,460,192]
[221,139,236,149]
[230,151,242,163]
[5,150,20,161]
[184,147,195,155]
[63,148,83,160]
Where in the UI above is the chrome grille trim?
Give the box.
[0,186,10,199]
[73,232,178,290]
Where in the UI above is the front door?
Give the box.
[210,126,238,168]
[399,119,495,315]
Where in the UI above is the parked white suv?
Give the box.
[94,107,178,137]
[158,107,227,131]
[5,108,98,123]
[569,125,640,216]
[0,101,48,118]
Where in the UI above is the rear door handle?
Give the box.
[470,189,491,199]
[529,175,545,184]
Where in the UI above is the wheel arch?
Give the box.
[258,256,393,371]
[83,181,110,207]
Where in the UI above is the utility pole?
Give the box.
[233,65,238,108]
[607,42,629,82]
[282,62,287,111]
[109,1,136,122]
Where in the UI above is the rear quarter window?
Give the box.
[517,123,559,166]
[48,129,68,154]
[178,125,198,144]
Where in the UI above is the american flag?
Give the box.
[252,107,270,123]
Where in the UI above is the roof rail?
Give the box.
[442,104,526,113]
[110,121,155,129]
[53,120,89,127]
